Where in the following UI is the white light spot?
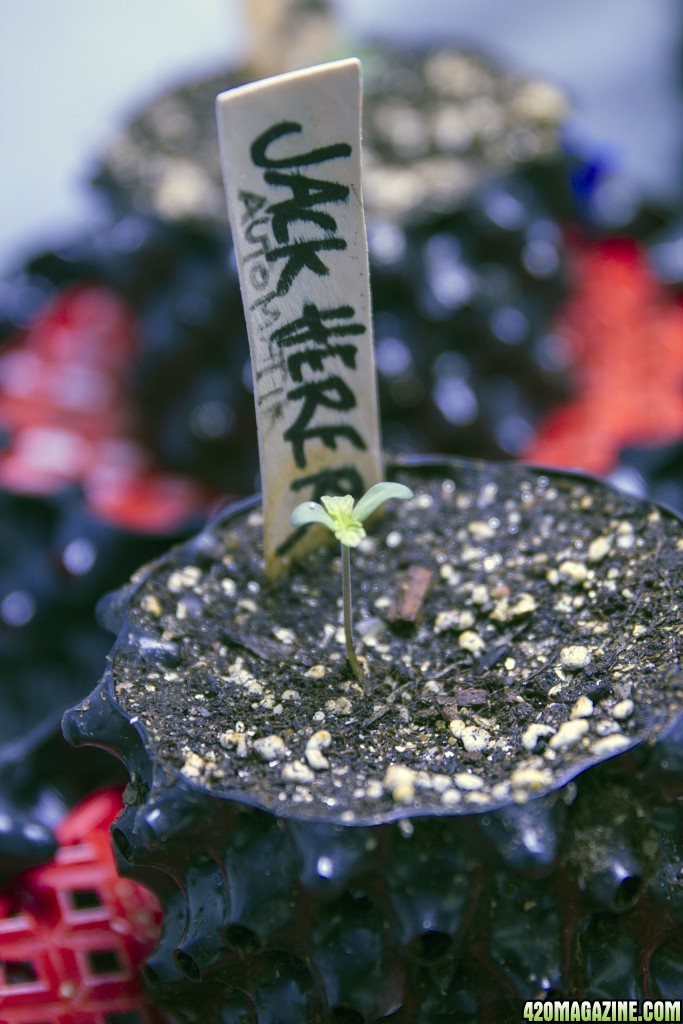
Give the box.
[316,856,334,878]
[63,538,97,575]
[367,221,406,265]
[608,467,647,499]
[433,377,478,426]
[190,400,235,439]
[1,590,35,627]
[376,336,412,377]
[490,306,528,344]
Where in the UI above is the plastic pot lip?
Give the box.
[105,450,683,604]
[72,453,683,828]
[0,477,208,763]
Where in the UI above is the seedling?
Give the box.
[291,482,413,677]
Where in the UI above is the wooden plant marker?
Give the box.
[245,0,337,80]
[216,59,383,578]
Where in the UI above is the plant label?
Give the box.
[216,59,383,578]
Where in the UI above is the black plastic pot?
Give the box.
[0,483,204,877]
[63,456,683,1022]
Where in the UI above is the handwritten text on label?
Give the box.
[217,60,382,575]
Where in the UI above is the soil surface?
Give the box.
[111,460,683,823]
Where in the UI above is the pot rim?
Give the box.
[64,454,683,827]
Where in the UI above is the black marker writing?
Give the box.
[249,120,351,298]
[271,302,364,381]
[284,375,365,469]
[237,117,371,537]
[266,236,347,296]
[218,61,381,569]
[267,172,348,242]
[251,120,352,169]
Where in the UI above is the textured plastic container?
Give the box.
[63,457,683,1023]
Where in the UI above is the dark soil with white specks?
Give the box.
[110,459,683,823]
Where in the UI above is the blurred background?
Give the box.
[2,0,683,265]
[2,1,683,1018]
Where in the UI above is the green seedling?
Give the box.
[291,482,413,678]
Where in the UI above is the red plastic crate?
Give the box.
[0,789,168,1024]
[0,284,211,532]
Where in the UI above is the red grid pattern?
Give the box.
[0,790,168,1024]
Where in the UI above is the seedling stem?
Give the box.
[341,542,361,677]
[290,481,413,678]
